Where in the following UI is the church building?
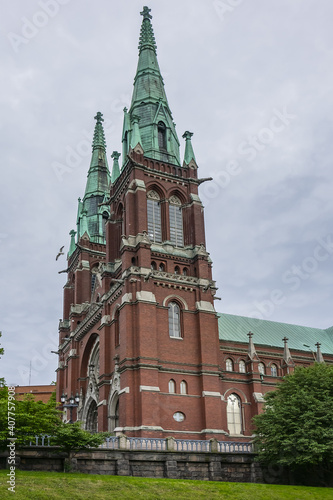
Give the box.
[56,7,333,440]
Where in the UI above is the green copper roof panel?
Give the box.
[218,313,333,355]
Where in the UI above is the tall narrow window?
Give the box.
[227,394,242,435]
[168,301,181,338]
[147,190,162,243]
[258,362,265,375]
[226,358,233,372]
[180,380,187,395]
[239,360,246,373]
[169,196,183,247]
[168,379,176,393]
[271,364,278,377]
[158,121,167,150]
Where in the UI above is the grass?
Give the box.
[0,470,332,499]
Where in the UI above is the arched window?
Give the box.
[258,362,265,375]
[159,262,165,272]
[86,400,98,433]
[174,266,180,275]
[180,380,187,394]
[169,196,183,247]
[151,261,157,271]
[226,358,233,372]
[168,379,176,393]
[168,301,181,338]
[227,394,242,435]
[158,121,167,150]
[239,360,246,373]
[271,364,278,377]
[183,267,188,276]
[147,190,162,243]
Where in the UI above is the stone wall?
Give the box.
[0,448,264,483]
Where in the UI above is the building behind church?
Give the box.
[56,6,333,440]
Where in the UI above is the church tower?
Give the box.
[56,6,223,439]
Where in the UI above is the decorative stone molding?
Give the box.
[253,392,265,403]
[196,301,215,312]
[136,291,156,303]
[202,391,221,398]
[139,386,160,392]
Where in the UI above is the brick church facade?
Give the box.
[56,7,333,440]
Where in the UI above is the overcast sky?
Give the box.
[1,0,332,386]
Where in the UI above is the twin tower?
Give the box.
[56,7,224,438]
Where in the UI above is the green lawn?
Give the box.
[0,470,332,499]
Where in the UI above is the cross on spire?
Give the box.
[282,337,289,344]
[94,111,104,123]
[141,6,152,20]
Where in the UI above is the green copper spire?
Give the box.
[122,7,180,166]
[111,151,121,183]
[75,112,111,244]
[84,112,110,198]
[182,131,197,167]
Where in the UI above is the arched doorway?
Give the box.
[86,400,98,433]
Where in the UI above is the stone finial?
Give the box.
[315,342,325,363]
[247,331,258,360]
[282,336,294,366]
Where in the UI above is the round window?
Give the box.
[173,411,185,422]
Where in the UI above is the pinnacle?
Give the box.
[139,6,157,54]
[92,111,106,151]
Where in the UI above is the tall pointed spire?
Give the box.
[84,112,110,199]
[123,7,180,166]
[75,112,111,244]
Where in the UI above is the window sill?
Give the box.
[169,336,183,340]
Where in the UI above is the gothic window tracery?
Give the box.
[239,360,246,373]
[258,362,265,375]
[227,394,242,435]
[169,196,183,247]
[168,301,181,338]
[271,363,278,377]
[147,190,162,243]
[226,358,233,372]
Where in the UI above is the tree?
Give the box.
[253,363,333,486]
[0,388,61,449]
[52,421,110,471]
